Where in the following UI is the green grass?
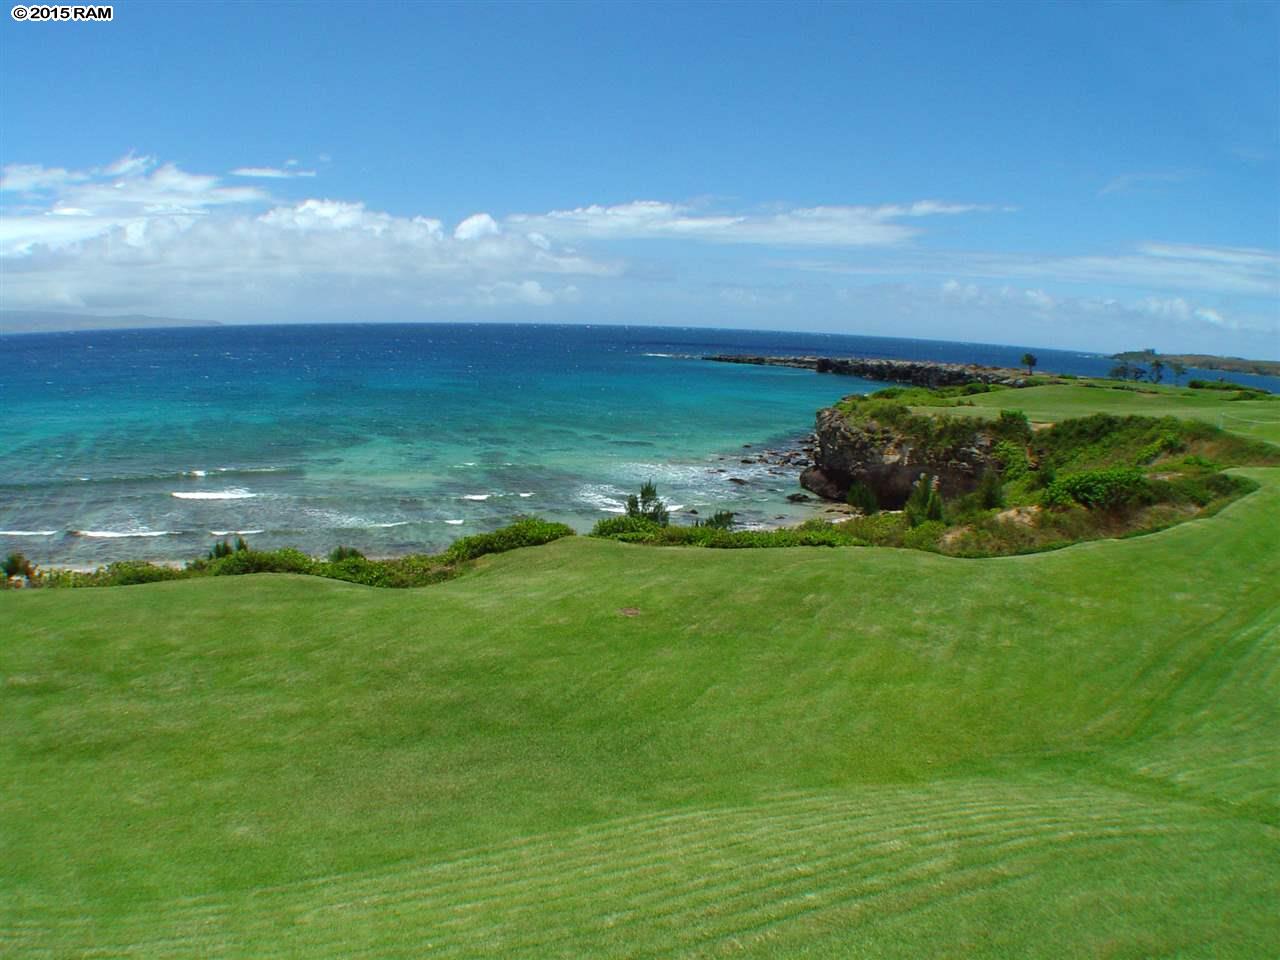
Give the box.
[931,381,1280,445]
[3,384,1279,957]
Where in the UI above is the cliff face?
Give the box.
[800,407,996,508]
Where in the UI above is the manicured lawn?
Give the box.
[3,385,1278,957]
[929,381,1280,444]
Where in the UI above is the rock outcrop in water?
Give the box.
[705,354,1027,388]
[799,407,997,508]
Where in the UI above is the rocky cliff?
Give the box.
[799,406,996,508]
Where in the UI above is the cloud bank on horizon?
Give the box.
[2,152,1274,354]
[0,2,1276,355]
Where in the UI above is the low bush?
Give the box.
[902,520,947,552]
[846,480,879,515]
[443,517,575,562]
[3,553,35,578]
[591,514,662,538]
[1043,467,1152,510]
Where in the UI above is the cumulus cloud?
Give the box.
[0,154,617,316]
[508,199,1003,247]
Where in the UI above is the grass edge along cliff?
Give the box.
[6,376,1279,589]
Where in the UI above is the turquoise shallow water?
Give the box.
[5,322,1270,567]
[2,324,878,565]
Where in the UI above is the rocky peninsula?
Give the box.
[704,354,1028,388]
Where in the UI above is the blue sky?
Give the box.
[1,0,1276,354]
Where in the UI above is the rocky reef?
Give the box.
[704,354,1028,388]
[799,407,997,508]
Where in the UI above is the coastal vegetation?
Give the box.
[21,517,575,590]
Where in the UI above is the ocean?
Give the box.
[2,323,1274,567]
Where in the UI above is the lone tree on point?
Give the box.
[1021,352,1038,376]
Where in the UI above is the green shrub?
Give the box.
[694,510,737,530]
[328,545,365,562]
[992,409,1032,445]
[976,468,1005,509]
[904,474,944,526]
[591,514,662,539]
[443,517,575,562]
[846,480,879,515]
[99,561,189,586]
[2,553,35,578]
[206,548,316,577]
[1043,467,1152,510]
[903,520,947,552]
[625,481,670,526]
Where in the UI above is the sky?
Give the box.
[1,0,1277,355]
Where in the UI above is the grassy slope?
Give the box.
[3,387,1279,958]
[934,381,1280,445]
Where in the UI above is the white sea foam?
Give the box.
[643,352,673,358]
[0,530,58,537]
[210,529,265,536]
[444,519,464,525]
[74,529,176,539]
[185,469,208,477]
[462,494,490,501]
[518,492,534,498]
[171,489,257,500]
[372,521,409,528]
[576,484,628,514]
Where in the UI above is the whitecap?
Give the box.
[0,530,58,537]
[372,521,409,528]
[643,352,673,358]
[462,494,490,501]
[73,529,176,539]
[210,529,265,536]
[444,519,464,525]
[171,489,256,500]
[576,483,628,514]
[185,469,208,477]
[518,492,534,498]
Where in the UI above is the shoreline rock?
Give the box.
[704,354,1028,388]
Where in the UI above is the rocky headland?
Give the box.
[799,407,999,509]
[704,354,1028,388]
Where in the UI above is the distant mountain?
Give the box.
[0,311,220,334]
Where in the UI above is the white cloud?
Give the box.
[454,213,501,241]
[231,166,317,179]
[0,163,89,192]
[1098,171,1188,196]
[790,242,1280,299]
[0,155,616,317]
[508,199,1002,247]
[476,280,578,307]
[933,279,1266,343]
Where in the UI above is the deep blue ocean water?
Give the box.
[3,323,1275,567]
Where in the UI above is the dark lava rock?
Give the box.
[800,406,996,507]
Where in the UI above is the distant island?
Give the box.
[0,310,219,334]
[1111,350,1280,377]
